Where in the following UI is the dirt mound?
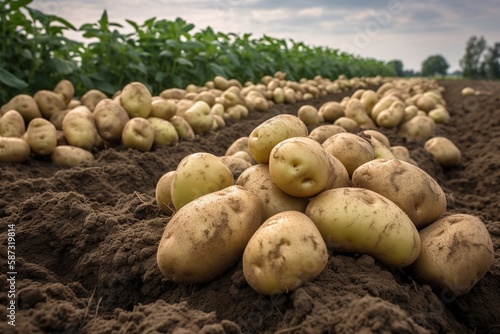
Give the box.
[1,80,499,334]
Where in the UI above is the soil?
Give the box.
[1,79,499,334]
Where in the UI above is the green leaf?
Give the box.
[175,57,193,67]
[48,58,76,75]
[9,0,32,11]
[50,15,77,30]
[126,19,139,31]
[165,39,179,48]
[183,40,204,50]
[180,23,195,33]
[159,50,173,58]
[208,63,227,77]
[154,72,169,83]
[0,67,28,89]
[127,62,147,74]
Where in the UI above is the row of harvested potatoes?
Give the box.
[0,73,458,167]
[154,112,494,297]
[0,73,381,165]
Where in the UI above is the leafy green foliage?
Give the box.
[1,1,395,103]
[460,36,500,80]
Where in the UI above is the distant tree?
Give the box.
[387,59,404,76]
[480,42,500,80]
[402,69,419,77]
[460,36,487,78]
[421,55,449,77]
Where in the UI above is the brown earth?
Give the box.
[0,79,499,334]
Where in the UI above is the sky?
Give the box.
[30,0,500,73]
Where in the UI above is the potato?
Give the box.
[318,101,344,123]
[390,146,418,165]
[424,137,461,167]
[0,137,30,163]
[169,115,195,140]
[308,124,346,144]
[398,115,436,141]
[360,132,395,160]
[248,114,308,164]
[273,87,285,104]
[155,170,175,214]
[0,110,25,137]
[53,79,75,105]
[210,103,225,117]
[91,99,130,143]
[345,98,376,129]
[170,152,234,210]
[121,117,155,152]
[231,150,253,163]
[427,107,450,123]
[322,132,374,176]
[297,105,320,125]
[213,76,229,90]
[220,155,252,180]
[147,117,179,146]
[242,211,327,295]
[352,159,446,229]
[80,89,108,112]
[157,185,265,284]
[416,95,436,113]
[333,117,359,131]
[236,164,309,219]
[1,94,42,123]
[67,99,81,109]
[370,95,399,121]
[120,82,152,118]
[33,90,66,119]
[160,88,186,100]
[376,100,405,128]
[49,109,69,130]
[194,91,216,106]
[212,114,225,130]
[269,137,347,197]
[305,187,421,267]
[62,106,98,151]
[360,90,379,113]
[411,214,494,296]
[225,136,250,156]
[26,118,57,156]
[461,87,475,96]
[183,101,214,135]
[361,129,390,148]
[149,98,177,120]
[50,145,94,167]
[402,105,418,123]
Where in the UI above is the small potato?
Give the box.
[402,105,418,123]
[333,117,359,131]
[170,152,234,210]
[361,129,390,148]
[157,185,265,284]
[318,101,344,123]
[427,107,450,124]
[306,187,421,267]
[376,101,405,128]
[121,117,155,152]
[236,164,309,219]
[411,214,494,296]
[242,211,328,295]
[297,105,320,125]
[225,136,250,156]
[360,90,379,114]
[160,88,186,100]
[269,137,349,198]
[147,117,179,146]
[183,101,214,135]
[49,109,70,130]
[62,106,98,151]
[67,99,81,109]
[212,114,225,130]
[248,114,308,164]
[169,115,195,140]
[33,90,67,119]
[359,132,395,160]
[398,115,436,141]
[1,94,42,123]
[0,137,30,163]
[461,87,475,96]
[155,170,175,214]
[211,103,225,117]
[273,87,285,104]
[194,91,216,106]
[390,146,418,165]
[149,98,177,120]
[0,110,25,137]
[416,95,436,113]
[120,82,152,118]
[308,125,346,144]
[79,89,108,112]
[220,155,252,180]
[424,137,461,167]
[51,145,94,167]
[345,98,376,129]
[352,159,446,229]
[213,75,230,90]
[371,95,400,121]
[322,133,374,176]
[26,118,57,155]
[53,79,75,105]
[93,99,130,142]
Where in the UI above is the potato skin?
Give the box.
[0,137,31,163]
[156,185,265,284]
[1,94,42,123]
[411,214,494,296]
[322,133,374,177]
[51,145,95,167]
[242,211,328,295]
[0,110,25,137]
[121,117,155,152]
[34,90,67,119]
[424,136,461,167]
[62,106,98,151]
[93,99,130,142]
[155,171,176,214]
[120,82,152,118]
[306,187,421,267]
[26,118,57,156]
[352,159,446,229]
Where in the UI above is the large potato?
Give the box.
[236,164,309,219]
[424,136,461,167]
[248,115,308,164]
[26,118,57,156]
[155,170,176,214]
[147,117,179,146]
[0,110,25,137]
[398,115,436,141]
[62,106,98,151]
[306,187,421,267]
[33,90,66,119]
[242,211,327,295]
[120,82,152,118]
[93,99,130,142]
[157,185,265,284]
[352,159,446,229]
[121,117,155,152]
[51,145,94,167]
[1,94,42,123]
[269,137,347,198]
[0,137,31,163]
[322,132,374,176]
[183,101,214,135]
[411,214,494,296]
[170,152,234,210]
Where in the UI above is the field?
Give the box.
[0,79,499,334]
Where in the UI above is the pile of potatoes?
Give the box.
[0,74,387,166]
[155,113,494,297]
